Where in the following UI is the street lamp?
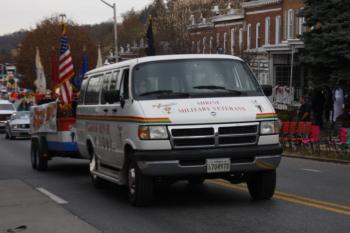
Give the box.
[99,0,119,62]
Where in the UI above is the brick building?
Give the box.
[188,0,306,103]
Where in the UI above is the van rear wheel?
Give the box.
[128,161,154,206]
[247,169,276,200]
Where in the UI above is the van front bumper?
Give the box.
[134,144,282,176]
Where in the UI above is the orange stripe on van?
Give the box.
[76,114,171,124]
[256,113,277,119]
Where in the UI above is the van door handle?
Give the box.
[112,109,117,113]
[103,109,108,113]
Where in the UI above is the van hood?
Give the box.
[137,97,276,125]
[0,110,15,115]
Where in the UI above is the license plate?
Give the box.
[206,158,231,173]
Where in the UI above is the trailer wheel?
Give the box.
[36,138,48,171]
[4,129,8,139]
[30,140,38,170]
[128,160,154,206]
[247,169,276,200]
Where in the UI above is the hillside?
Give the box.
[0,30,28,63]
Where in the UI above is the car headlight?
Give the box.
[260,121,280,135]
[138,126,168,140]
[11,124,18,129]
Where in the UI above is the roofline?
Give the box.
[242,0,282,9]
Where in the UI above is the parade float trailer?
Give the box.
[30,101,81,171]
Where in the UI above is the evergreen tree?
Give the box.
[301,0,350,85]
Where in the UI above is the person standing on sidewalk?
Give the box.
[297,96,312,122]
[311,87,325,129]
[333,85,346,124]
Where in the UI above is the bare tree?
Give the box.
[16,16,97,90]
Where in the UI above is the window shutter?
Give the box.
[294,9,298,38]
[284,10,288,40]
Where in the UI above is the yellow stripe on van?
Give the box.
[256,113,277,119]
[76,114,171,124]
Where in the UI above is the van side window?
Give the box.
[84,75,102,105]
[109,70,120,91]
[101,73,111,104]
[78,77,88,104]
[121,69,129,99]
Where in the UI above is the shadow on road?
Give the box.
[88,180,271,208]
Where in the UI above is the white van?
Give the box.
[76,54,282,205]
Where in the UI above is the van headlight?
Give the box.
[138,126,168,140]
[260,121,280,135]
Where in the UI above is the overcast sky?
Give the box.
[0,0,152,36]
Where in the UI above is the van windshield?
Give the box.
[132,59,263,100]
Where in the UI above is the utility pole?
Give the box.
[99,0,119,62]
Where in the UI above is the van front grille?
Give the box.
[0,114,11,121]
[219,136,257,145]
[219,125,258,135]
[169,123,259,149]
[172,128,214,137]
[173,138,215,147]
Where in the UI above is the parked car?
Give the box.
[0,100,16,133]
[76,54,282,206]
[5,111,31,139]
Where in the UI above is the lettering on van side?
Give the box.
[178,106,246,113]
[86,122,115,151]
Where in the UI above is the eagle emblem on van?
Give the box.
[252,100,264,113]
[152,103,177,114]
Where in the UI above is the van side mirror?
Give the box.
[120,96,125,108]
[261,85,272,97]
[104,91,120,104]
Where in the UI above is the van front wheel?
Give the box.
[247,169,276,200]
[128,161,154,206]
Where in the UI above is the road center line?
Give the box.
[208,180,350,216]
[36,187,68,204]
[301,168,322,173]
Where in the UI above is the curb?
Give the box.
[283,153,350,165]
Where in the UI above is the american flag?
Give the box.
[58,26,75,104]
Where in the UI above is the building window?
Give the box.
[191,41,195,53]
[202,37,207,54]
[247,24,251,49]
[287,9,294,39]
[265,17,270,45]
[223,32,227,53]
[230,29,235,55]
[239,28,243,51]
[275,16,281,44]
[256,23,261,48]
[197,41,200,54]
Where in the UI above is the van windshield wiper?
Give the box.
[193,85,242,95]
[139,90,190,98]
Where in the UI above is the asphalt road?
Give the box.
[0,136,349,233]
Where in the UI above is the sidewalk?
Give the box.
[0,179,101,233]
[283,152,350,164]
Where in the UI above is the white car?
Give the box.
[0,100,16,133]
[5,111,31,139]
